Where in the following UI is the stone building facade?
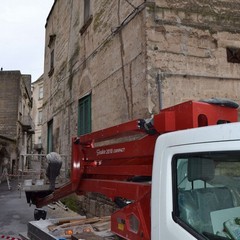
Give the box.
[42,0,240,158]
[147,0,240,110]
[32,75,44,153]
[0,71,33,175]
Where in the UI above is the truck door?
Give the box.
[152,140,240,240]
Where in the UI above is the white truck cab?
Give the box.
[152,122,240,240]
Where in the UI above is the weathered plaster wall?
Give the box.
[42,0,148,156]
[146,0,240,111]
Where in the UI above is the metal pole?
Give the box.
[24,131,27,168]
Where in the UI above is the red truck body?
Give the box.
[30,100,238,239]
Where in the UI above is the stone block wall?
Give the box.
[146,0,240,112]
[81,193,119,218]
[42,0,240,155]
[0,71,32,174]
[42,0,149,156]
[0,71,20,139]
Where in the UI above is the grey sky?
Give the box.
[0,0,54,82]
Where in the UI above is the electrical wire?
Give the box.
[124,0,138,9]
[43,1,146,103]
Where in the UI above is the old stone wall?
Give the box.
[42,0,148,156]
[146,0,240,112]
[0,71,20,140]
[0,71,32,174]
[71,0,148,130]
[42,0,240,159]
[42,0,73,155]
[32,75,44,152]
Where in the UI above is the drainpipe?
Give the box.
[157,71,163,110]
[24,131,27,169]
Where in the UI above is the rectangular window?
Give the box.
[39,86,43,99]
[50,49,55,70]
[84,0,90,23]
[48,34,56,76]
[38,110,42,124]
[173,151,240,239]
[47,119,53,153]
[78,94,91,136]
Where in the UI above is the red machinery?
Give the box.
[30,100,238,240]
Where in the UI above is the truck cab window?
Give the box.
[173,152,240,240]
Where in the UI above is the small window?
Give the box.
[39,86,43,99]
[80,0,92,34]
[84,0,90,24]
[48,49,55,77]
[50,49,54,70]
[48,34,56,76]
[78,94,91,136]
[226,47,240,63]
[38,110,42,124]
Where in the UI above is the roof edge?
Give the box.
[45,0,57,28]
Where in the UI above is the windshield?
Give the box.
[174,151,240,240]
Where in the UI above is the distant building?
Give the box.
[0,71,34,174]
[42,0,240,158]
[32,75,44,154]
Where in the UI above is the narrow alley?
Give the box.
[0,179,35,238]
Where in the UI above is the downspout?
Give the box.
[157,71,163,110]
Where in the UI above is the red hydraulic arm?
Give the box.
[35,100,238,240]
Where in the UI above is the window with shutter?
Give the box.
[78,94,92,136]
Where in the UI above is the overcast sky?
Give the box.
[0,0,54,82]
